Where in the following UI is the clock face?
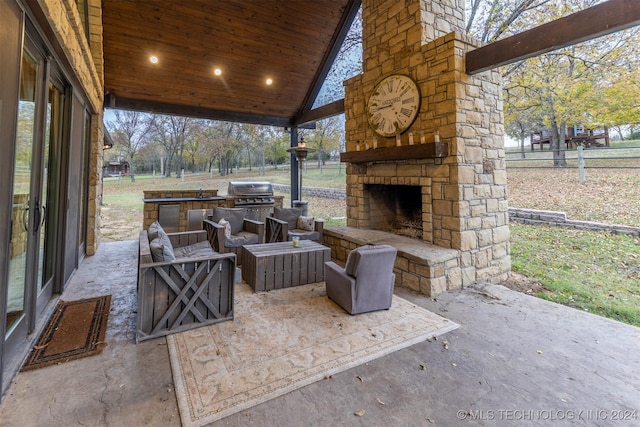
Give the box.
[366,74,420,137]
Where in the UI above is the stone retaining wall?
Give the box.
[271,184,346,200]
[508,208,640,237]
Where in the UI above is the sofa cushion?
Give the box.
[149,233,176,262]
[147,220,164,241]
[212,207,245,235]
[173,240,217,260]
[225,231,259,248]
[297,216,314,231]
[149,238,165,262]
[274,206,303,230]
[157,227,176,262]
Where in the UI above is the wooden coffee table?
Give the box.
[241,241,331,292]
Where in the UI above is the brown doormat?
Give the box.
[21,295,111,372]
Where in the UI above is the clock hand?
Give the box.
[372,104,393,112]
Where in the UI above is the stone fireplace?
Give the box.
[323,0,511,296]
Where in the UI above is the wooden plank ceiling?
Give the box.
[102,0,359,126]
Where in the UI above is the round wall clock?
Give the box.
[366,74,420,137]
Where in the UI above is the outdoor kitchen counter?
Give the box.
[142,189,229,232]
[142,196,225,203]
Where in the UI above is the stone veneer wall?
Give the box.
[86,0,105,255]
[142,190,226,231]
[36,0,105,255]
[341,0,510,294]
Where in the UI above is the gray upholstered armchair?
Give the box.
[265,206,324,243]
[203,207,264,264]
[325,244,397,315]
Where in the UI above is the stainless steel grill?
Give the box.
[227,181,275,222]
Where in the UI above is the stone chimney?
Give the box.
[340,0,511,294]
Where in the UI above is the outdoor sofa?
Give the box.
[137,221,235,342]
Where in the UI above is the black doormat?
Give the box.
[21,295,111,371]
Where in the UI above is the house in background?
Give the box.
[530,125,610,150]
[102,161,131,177]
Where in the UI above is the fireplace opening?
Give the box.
[365,184,423,239]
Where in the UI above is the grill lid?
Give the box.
[227,181,273,197]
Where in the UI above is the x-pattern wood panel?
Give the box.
[150,260,226,334]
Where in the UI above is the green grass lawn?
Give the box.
[510,223,640,326]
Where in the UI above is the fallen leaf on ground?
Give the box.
[356,375,363,382]
[420,364,426,370]
[354,409,365,417]
[376,397,385,405]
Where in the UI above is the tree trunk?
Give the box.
[550,121,568,167]
[219,157,227,176]
[545,94,567,167]
[164,155,174,177]
[614,126,624,141]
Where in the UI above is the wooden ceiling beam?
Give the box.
[293,99,345,126]
[466,0,640,75]
[294,0,361,120]
[106,95,291,127]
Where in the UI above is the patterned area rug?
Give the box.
[168,283,458,426]
[21,295,111,371]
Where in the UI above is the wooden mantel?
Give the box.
[340,142,448,163]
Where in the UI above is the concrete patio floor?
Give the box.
[1,240,639,426]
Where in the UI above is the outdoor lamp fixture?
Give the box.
[103,126,114,150]
[287,137,315,203]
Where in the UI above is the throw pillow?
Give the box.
[218,218,232,238]
[274,206,303,230]
[147,220,164,241]
[157,227,176,262]
[149,237,165,262]
[296,216,314,231]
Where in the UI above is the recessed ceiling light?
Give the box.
[266,78,273,85]
[149,55,159,64]
[214,68,222,76]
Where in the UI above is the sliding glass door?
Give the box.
[6,36,64,349]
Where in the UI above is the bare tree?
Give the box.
[107,110,153,180]
[150,115,193,177]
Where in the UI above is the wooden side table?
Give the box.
[241,241,331,292]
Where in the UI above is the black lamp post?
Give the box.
[287,137,315,212]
